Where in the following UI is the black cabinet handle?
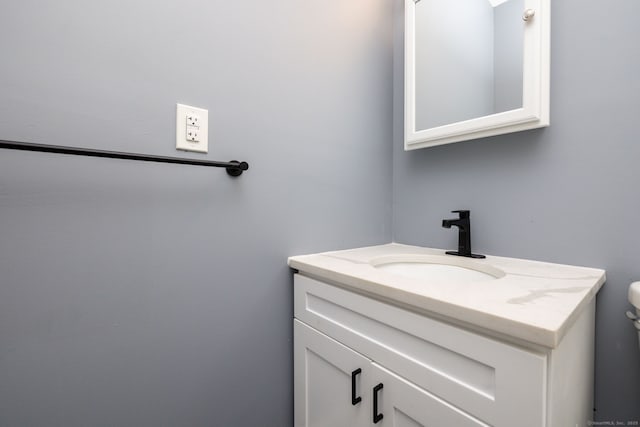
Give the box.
[373,383,384,423]
[351,368,362,405]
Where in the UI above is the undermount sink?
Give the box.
[370,254,505,284]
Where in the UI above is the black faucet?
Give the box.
[442,210,485,259]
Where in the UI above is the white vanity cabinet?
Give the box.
[293,273,596,427]
[295,321,491,427]
[294,320,371,427]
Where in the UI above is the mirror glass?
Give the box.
[404,0,548,150]
[414,0,525,131]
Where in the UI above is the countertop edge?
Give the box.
[288,257,605,349]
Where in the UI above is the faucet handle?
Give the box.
[451,210,470,219]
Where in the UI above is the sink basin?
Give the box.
[370,254,505,284]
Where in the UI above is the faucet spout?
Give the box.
[442,218,461,228]
[441,210,485,259]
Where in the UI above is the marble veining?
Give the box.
[288,243,606,348]
[507,287,589,305]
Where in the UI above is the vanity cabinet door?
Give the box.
[294,274,546,426]
[294,320,371,427]
[371,363,487,427]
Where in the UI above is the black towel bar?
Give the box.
[0,140,249,177]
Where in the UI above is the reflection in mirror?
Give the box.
[415,0,525,131]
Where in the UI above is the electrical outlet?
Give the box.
[176,104,208,153]
[186,127,199,142]
[186,114,200,127]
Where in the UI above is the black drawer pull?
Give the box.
[351,368,362,405]
[373,383,384,423]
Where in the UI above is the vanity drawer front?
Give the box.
[294,274,546,427]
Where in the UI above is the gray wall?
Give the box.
[0,1,393,426]
[393,0,640,422]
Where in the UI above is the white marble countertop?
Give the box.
[288,243,606,348]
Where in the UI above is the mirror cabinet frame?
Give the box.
[404,0,550,150]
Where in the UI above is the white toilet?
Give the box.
[628,282,640,349]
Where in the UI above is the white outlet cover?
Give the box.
[176,103,208,153]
